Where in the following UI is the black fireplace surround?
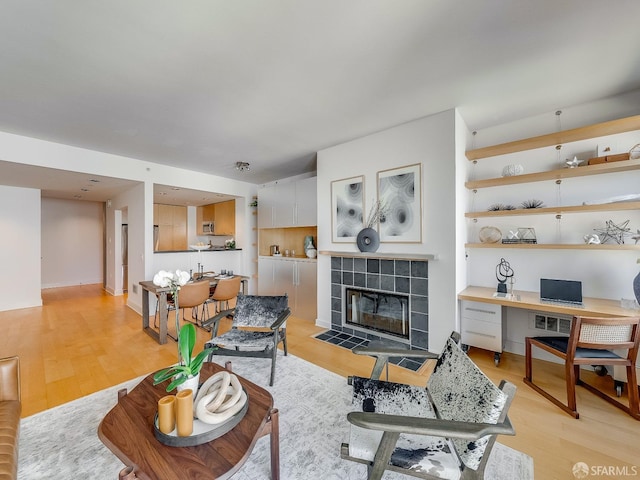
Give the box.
[328,256,429,361]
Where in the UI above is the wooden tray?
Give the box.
[153,392,249,447]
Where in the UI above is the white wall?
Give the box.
[41,198,104,288]
[0,131,258,314]
[0,186,42,311]
[317,109,462,352]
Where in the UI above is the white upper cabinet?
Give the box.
[258,177,317,228]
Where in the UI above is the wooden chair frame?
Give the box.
[524,315,640,420]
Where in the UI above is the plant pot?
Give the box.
[177,373,200,396]
[356,228,380,252]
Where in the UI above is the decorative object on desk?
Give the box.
[593,219,632,244]
[225,238,236,249]
[565,156,582,168]
[520,199,544,209]
[478,226,502,243]
[501,164,524,176]
[175,389,194,437]
[152,323,214,392]
[583,234,601,244]
[331,175,364,242]
[194,371,248,425]
[377,163,422,243]
[495,257,514,294]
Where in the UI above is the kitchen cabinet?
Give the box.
[258,257,317,321]
[154,204,187,251]
[196,200,236,235]
[257,177,317,228]
[465,115,640,251]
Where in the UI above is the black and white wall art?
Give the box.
[331,175,364,242]
[377,163,422,242]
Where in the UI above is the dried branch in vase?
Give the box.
[365,200,389,229]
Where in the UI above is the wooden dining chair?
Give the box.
[524,315,640,420]
[205,276,242,316]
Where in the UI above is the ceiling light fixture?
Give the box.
[235,161,250,172]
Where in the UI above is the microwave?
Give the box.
[202,222,215,234]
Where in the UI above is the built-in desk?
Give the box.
[458,286,640,376]
[458,285,637,318]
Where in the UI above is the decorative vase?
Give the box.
[177,373,200,396]
[356,228,380,252]
[176,389,194,437]
[633,271,640,306]
[306,248,317,258]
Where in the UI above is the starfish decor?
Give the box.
[631,229,640,245]
[593,220,632,244]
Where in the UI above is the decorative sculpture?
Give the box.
[593,219,632,244]
[496,257,514,294]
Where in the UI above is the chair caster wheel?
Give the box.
[614,380,624,397]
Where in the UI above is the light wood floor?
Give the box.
[2,284,639,478]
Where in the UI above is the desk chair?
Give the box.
[524,315,640,420]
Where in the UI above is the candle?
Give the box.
[157,395,176,435]
[176,389,194,437]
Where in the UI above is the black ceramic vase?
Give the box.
[634,271,640,305]
[356,228,380,252]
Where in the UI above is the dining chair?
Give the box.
[204,276,242,318]
[169,280,212,335]
[524,315,640,419]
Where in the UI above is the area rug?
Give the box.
[18,353,533,479]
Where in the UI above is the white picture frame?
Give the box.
[377,163,422,243]
[331,176,364,242]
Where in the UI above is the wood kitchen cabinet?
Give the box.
[154,204,187,251]
[196,200,236,236]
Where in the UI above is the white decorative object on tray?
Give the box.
[501,164,523,177]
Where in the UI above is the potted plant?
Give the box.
[153,323,214,392]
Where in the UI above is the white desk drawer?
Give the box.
[461,317,502,352]
[460,300,501,325]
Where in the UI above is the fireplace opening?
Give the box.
[345,287,410,341]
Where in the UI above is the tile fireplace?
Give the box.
[329,254,429,354]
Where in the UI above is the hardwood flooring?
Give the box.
[2,284,639,478]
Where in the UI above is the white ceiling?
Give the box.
[1,0,639,204]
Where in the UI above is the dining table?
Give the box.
[139,274,249,344]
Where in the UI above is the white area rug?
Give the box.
[18,353,532,479]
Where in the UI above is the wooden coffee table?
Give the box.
[98,362,279,480]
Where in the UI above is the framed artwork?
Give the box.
[377,163,422,242]
[331,176,364,242]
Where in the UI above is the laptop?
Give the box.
[540,278,584,307]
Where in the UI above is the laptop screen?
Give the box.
[540,278,583,305]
